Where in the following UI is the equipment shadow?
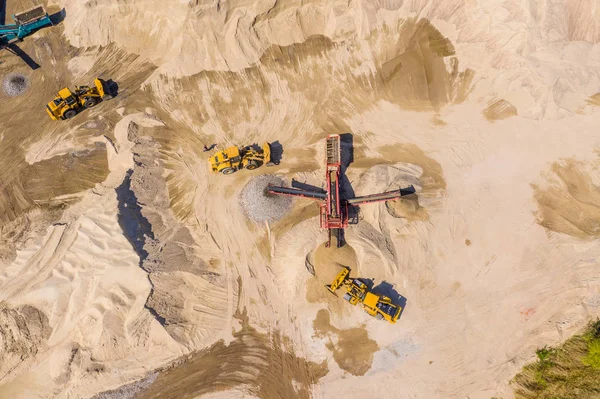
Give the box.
[339,133,359,223]
[49,8,66,25]
[105,79,119,97]
[5,43,39,69]
[269,140,283,165]
[0,0,5,25]
[371,280,407,319]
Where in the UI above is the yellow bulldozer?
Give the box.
[46,78,113,120]
[209,143,277,175]
[327,266,402,323]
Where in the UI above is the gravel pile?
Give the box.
[2,74,29,96]
[92,373,157,399]
[240,174,292,223]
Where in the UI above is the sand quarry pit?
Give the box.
[1,0,600,398]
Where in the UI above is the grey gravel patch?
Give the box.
[2,73,29,96]
[587,294,600,308]
[368,338,421,374]
[240,174,292,223]
[91,372,157,399]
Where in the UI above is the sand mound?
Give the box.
[386,196,421,219]
[2,74,29,96]
[3,1,600,398]
[0,305,51,380]
[533,158,600,239]
[122,320,327,399]
[312,238,359,286]
[240,175,292,223]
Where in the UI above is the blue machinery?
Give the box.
[0,5,52,46]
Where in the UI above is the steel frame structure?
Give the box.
[267,134,415,247]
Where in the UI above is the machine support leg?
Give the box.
[325,229,332,248]
[336,229,344,248]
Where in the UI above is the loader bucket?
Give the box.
[262,143,272,165]
[14,5,47,25]
[94,78,113,100]
[327,267,350,292]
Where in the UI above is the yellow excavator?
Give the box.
[327,266,402,323]
[209,143,277,175]
[46,78,113,120]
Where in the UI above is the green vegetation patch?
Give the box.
[513,319,600,399]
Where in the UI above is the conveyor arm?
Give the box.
[346,185,416,206]
[266,185,327,200]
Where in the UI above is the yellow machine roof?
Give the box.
[363,292,379,308]
[222,146,240,158]
[58,87,74,99]
[209,146,240,167]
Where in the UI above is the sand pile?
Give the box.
[311,238,359,286]
[2,1,600,398]
[240,175,292,223]
[386,196,421,219]
[351,163,440,222]
[2,74,29,96]
[0,305,51,381]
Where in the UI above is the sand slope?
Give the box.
[1,0,600,398]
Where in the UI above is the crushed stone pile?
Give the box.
[91,373,158,399]
[240,174,292,223]
[2,74,29,96]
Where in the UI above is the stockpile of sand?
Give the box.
[311,238,359,286]
[0,305,51,381]
[240,175,292,223]
[1,1,600,399]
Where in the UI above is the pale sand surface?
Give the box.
[1,1,600,398]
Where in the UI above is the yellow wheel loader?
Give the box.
[327,266,402,324]
[209,143,278,175]
[46,78,113,120]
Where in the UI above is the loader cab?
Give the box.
[210,146,242,172]
[222,146,241,161]
[376,302,399,318]
[363,292,401,323]
[216,147,239,163]
[343,279,367,305]
[58,88,77,105]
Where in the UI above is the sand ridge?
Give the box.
[1,0,600,398]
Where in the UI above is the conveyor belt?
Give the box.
[14,6,47,25]
[326,135,340,166]
[328,170,338,217]
[266,185,327,200]
[346,186,415,205]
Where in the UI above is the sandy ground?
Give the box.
[1,0,600,398]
